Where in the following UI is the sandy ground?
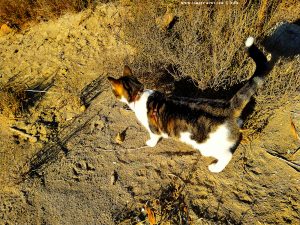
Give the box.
[1,3,300,225]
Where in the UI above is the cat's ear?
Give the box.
[108,76,120,88]
[123,65,133,76]
[108,76,116,82]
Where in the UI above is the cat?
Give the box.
[108,37,270,173]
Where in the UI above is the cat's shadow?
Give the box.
[171,77,244,100]
[157,22,300,122]
[153,73,255,123]
[262,22,300,60]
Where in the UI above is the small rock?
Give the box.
[115,130,126,144]
[0,24,13,35]
[86,162,95,171]
[110,170,118,185]
[28,136,38,143]
[65,112,75,121]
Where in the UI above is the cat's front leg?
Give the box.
[146,132,161,147]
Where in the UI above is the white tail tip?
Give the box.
[245,36,254,47]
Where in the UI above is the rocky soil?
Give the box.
[0,2,299,225]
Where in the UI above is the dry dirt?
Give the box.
[0,2,300,225]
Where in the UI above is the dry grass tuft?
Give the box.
[124,1,259,89]
[0,0,96,28]
[116,183,191,224]
[0,82,27,118]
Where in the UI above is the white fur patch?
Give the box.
[180,123,235,172]
[161,133,169,138]
[120,96,129,104]
[129,90,154,131]
[127,90,166,147]
[245,36,254,47]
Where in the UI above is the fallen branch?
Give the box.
[9,127,37,143]
[266,149,300,172]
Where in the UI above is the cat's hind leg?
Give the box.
[146,132,161,147]
[208,150,232,173]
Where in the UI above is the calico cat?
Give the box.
[108,37,270,173]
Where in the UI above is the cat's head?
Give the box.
[108,66,144,104]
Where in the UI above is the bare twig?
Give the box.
[9,127,37,143]
[123,145,148,151]
[266,149,300,172]
[25,89,58,94]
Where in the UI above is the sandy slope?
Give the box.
[0,3,300,225]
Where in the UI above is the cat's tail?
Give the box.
[230,36,270,118]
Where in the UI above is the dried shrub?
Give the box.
[123,1,259,89]
[115,183,192,224]
[0,0,96,27]
[0,83,26,118]
[123,0,300,134]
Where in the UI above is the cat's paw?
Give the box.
[208,163,224,173]
[146,139,157,147]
